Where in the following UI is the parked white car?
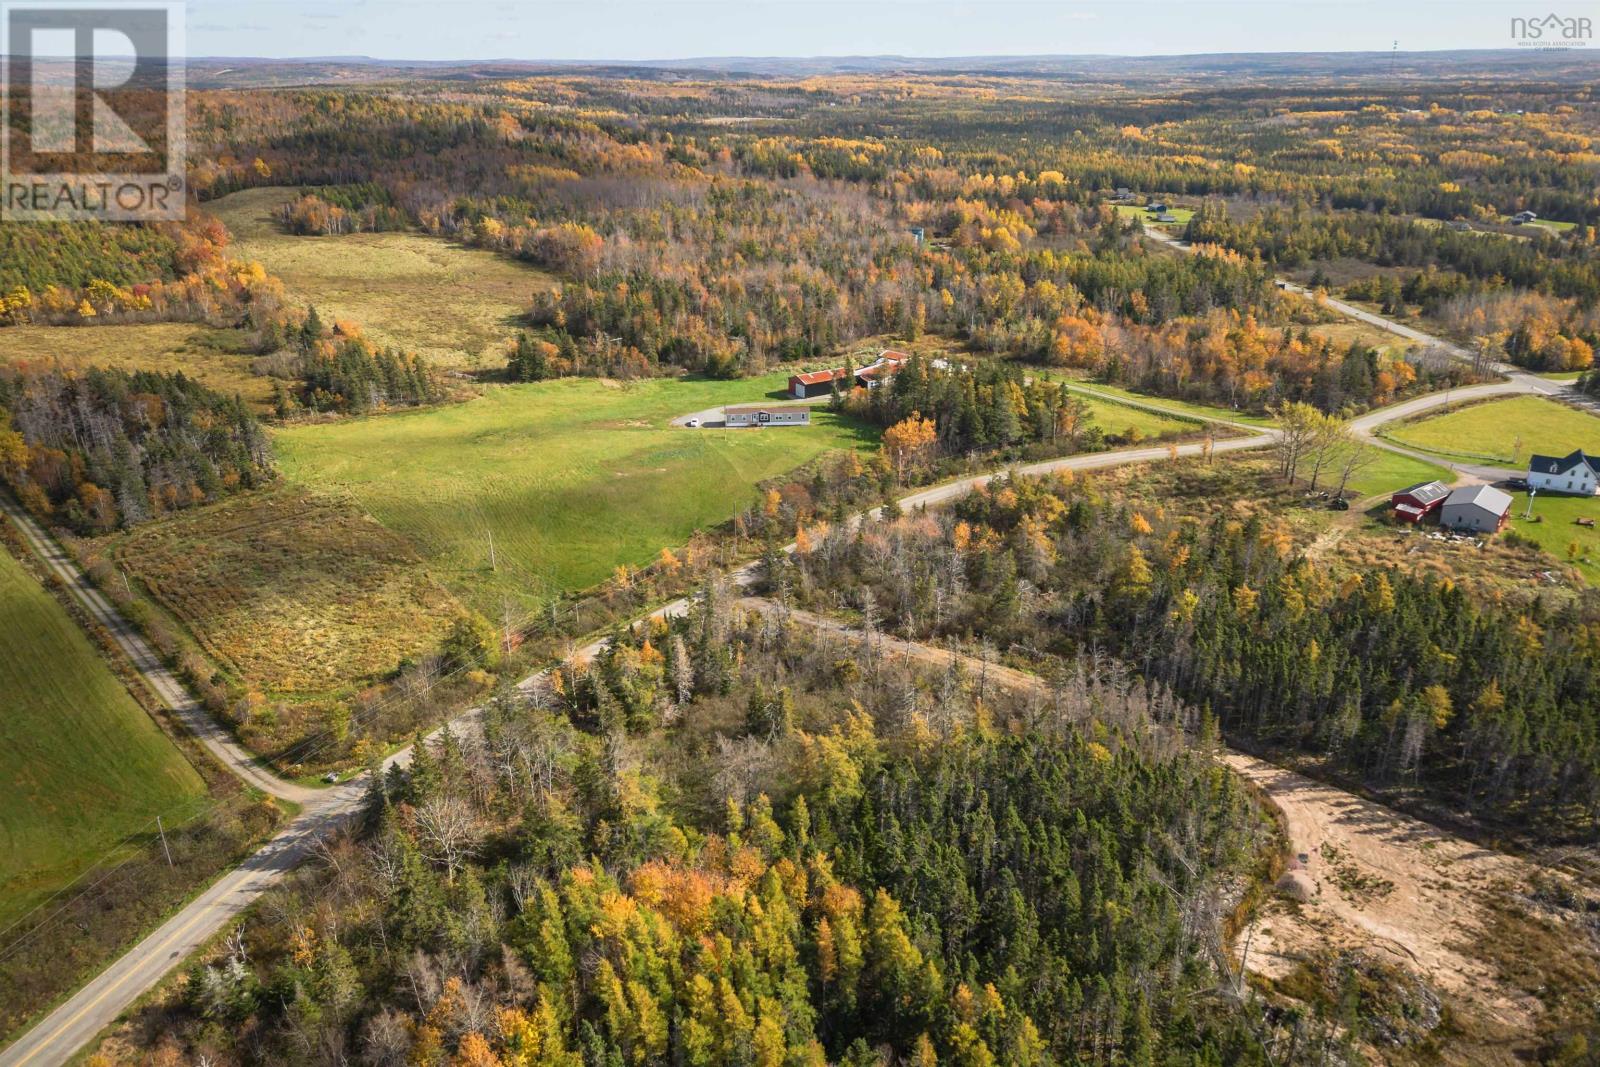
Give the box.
[686,417,701,428]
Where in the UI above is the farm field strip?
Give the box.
[0,525,206,929]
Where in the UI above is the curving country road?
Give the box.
[0,241,1586,1065]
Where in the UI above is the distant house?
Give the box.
[854,352,906,389]
[1440,485,1513,533]
[789,367,849,399]
[1528,449,1600,496]
[1147,201,1169,213]
[1390,480,1450,524]
[1156,213,1178,223]
[789,350,908,400]
[724,404,811,428]
[909,226,926,245]
[1449,220,1473,232]
[1511,210,1538,225]
[1113,187,1131,199]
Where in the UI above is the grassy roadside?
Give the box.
[0,512,287,1047]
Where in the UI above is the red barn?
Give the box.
[1390,480,1449,523]
[788,367,849,399]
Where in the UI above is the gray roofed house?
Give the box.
[724,404,811,428]
[1439,484,1513,533]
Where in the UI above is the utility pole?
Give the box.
[156,816,173,867]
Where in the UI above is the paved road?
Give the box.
[1,238,1582,1064]
[0,496,320,807]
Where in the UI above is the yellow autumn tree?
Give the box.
[883,411,938,482]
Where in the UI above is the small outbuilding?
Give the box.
[724,404,811,428]
[1440,484,1513,534]
[1391,480,1450,524]
[788,368,848,399]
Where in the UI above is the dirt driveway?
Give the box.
[1223,755,1544,1039]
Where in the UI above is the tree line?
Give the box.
[0,366,273,531]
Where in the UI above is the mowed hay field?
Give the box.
[274,376,878,612]
[0,323,276,410]
[1073,395,1199,441]
[208,187,556,370]
[0,545,206,926]
[1384,395,1600,465]
[109,486,464,699]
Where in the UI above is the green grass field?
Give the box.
[0,546,206,927]
[209,187,556,371]
[274,376,878,612]
[1496,215,1578,234]
[1343,446,1455,500]
[1062,380,1274,427]
[1114,203,1196,227]
[1074,394,1200,440]
[1383,395,1600,466]
[1507,491,1600,585]
[0,323,275,410]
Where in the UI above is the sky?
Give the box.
[182,0,1599,61]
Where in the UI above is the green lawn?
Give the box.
[1075,394,1199,441]
[1382,395,1600,466]
[1496,215,1578,234]
[1113,203,1195,227]
[1506,490,1600,585]
[1343,446,1455,500]
[0,546,206,927]
[1063,380,1274,427]
[274,376,878,612]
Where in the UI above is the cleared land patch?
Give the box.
[0,543,206,927]
[208,187,556,370]
[109,485,465,700]
[274,376,879,613]
[0,323,275,410]
[1382,394,1600,466]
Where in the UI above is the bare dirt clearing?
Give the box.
[1223,756,1544,1041]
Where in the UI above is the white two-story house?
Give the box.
[1528,449,1600,496]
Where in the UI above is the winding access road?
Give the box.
[0,238,1584,1066]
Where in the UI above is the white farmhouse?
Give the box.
[1527,450,1600,496]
